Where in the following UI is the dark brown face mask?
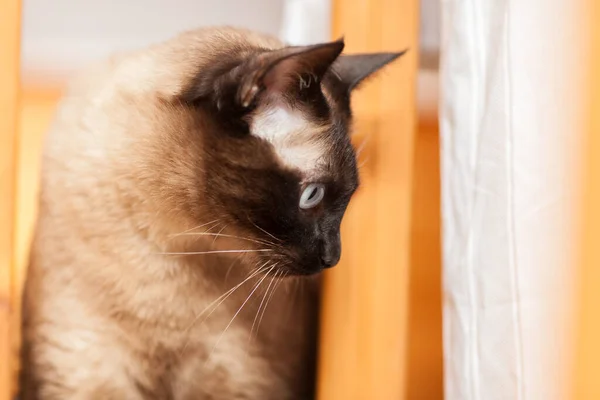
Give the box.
[175,38,406,275]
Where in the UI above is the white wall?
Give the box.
[21,0,441,84]
[21,0,285,84]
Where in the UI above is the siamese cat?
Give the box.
[20,27,404,399]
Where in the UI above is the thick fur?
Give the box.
[20,27,402,399]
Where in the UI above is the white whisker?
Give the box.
[179,262,270,356]
[285,276,301,325]
[247,217,282,243]
[223,252,245,284]
[169,220,220,238]
[207,264,274,363]
[159,249,272,256]
[210,224,228,247]
[256,269,286,335]
[355,135,370,156]
[184,266,263,331]
[358,156,370,170]
[249,264,279,341]
[196,263,270,327]
[174,232,274,247]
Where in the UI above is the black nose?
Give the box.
[320,233,341,268]
[320,254,338,268]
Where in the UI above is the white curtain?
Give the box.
[279,0,331,45]
[440,0,583,398]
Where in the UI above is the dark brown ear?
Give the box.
[236,39,345,106]
[183,39,345,109]
[332,50,408,92]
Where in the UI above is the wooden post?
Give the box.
[317,0,418,398]
[0,0,21,398]
[573,0,600,397]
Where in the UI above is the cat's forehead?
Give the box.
[249,104,337,178]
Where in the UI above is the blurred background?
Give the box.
[5,0,597,399]
[20,0,438,84]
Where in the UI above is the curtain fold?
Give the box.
[440,0,583,398]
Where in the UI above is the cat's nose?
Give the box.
[319,233,341,269]
[320,252,339,269]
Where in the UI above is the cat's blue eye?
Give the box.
[299,183,325,209]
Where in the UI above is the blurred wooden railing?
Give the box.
[0,0,21,398]
[573,0,600,397]
[316,0,421,399]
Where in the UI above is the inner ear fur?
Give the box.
[183,39,345,109]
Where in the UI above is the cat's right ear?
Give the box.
[182,39,345,110]
[333,50,408,93]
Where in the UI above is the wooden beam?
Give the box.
[0,0,21,398]
[317,0,418,398]
[573,1,600,397]
[8,88,61,397]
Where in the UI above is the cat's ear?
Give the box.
[235,39,345,107]
[183,39,345,109]
[332,50,408,92]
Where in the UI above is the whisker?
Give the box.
[179,262,270,355]
[285,276,302,325]
[255,268,286,335]
[174,232,274,247]
[198,263,270,326]
[223,252,245,284]
[207,264,274,363]
[248,264,279,341]
[169,220,220,238]
[210,224,228,247]
[357,158,370,170]
[184,265,265,331]
[247,217,282,243]
[158,249,273,256]
[355,135,370,157]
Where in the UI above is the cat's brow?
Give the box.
[250,106,329,175]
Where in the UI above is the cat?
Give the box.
[19,26,404,399]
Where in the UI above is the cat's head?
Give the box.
[143,32,404,276]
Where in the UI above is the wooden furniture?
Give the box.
[573,1,600,397]
[0,0,21,398]
[316,0,421,398]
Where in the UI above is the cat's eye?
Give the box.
[299,183,325,209]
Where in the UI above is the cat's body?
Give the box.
[20,27,402,399]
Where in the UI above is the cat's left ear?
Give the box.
[235,39,345,107]
[184,39,345,109]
